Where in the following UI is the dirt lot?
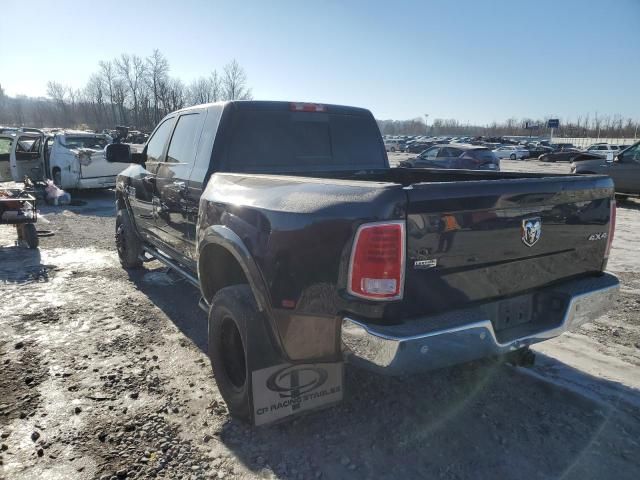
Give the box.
[1,160,640,480]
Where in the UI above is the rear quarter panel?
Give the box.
[197,172,407,361]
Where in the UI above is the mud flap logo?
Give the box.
[252,363,343,426]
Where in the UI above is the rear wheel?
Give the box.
[509,153,516,160]
[391,147,396,152]
[115,209,143,269]
[208,285,257,422]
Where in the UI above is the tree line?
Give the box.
[378,114,640,140]
[0,50,251,131]
[1,58,638,140]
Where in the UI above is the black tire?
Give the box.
[22,224,39,249]
[208,285,257,422]
[52,168,62,187]
[391,147,396,152]
[115,209,143,269]
[510,153,516,160]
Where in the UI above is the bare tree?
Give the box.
[188,77,213,105]
[99,60,118,125]
[46,81,69,125]
[115,54,146,127]
[210,70,222,102]
[222,59,252,100]
[146,49,169,125]
[113,79,128,125]
[86,74,107,128]
[166,78,187,112]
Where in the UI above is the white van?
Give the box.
[0,130,127,189]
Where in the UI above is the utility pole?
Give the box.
[424,114,429,135]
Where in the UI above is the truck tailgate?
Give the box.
[403,175,614,315]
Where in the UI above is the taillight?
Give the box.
[604,198,616,260]
[290,102,327,112]
[348,221,405,301]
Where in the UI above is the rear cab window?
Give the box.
[223,107,387,172]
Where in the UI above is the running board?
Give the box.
[141,245,200,289]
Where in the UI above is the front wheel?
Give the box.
[391,147,396,152]
[52,168,62,187]
[115,209,143,269]
[510,153,516,160]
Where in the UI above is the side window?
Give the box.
[146,118,175,162]
[420,147,439,160]
[166,113,204,164]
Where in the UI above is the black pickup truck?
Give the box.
[107,101,619,425]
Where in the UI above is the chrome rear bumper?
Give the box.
[341,273,619,375]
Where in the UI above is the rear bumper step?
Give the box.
[341,273,619,375]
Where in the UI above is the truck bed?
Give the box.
[204,168,614,325]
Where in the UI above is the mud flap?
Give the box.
[250,362,344,426]
[239,297,344,426]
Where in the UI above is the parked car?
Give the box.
[106,100,618,426]
[46,132,128,189]
[539,147,582,163]
[493,145,530,160]
[384,139,405,152]
[551,143,575,150]
[572,141,640,196]
[399,144,500,170]
[584,143,621,158]
[405,141,436,153]
[527,145,554,159]
[0,129,126,189]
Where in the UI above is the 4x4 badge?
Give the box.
[522,217,542,247]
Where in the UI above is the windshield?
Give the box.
[225,110,386,172]
[61,136,108,149]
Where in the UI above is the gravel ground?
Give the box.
[1,164,640,479]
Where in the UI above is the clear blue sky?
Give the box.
[1,0,638,124]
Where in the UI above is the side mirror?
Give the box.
[105,143,131,163]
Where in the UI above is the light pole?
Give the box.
[424,114,429,135]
